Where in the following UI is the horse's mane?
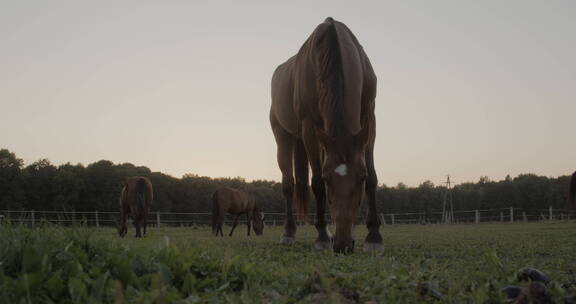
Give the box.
[314,17,346,138]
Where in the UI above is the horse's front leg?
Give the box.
[303,125,332,250]
[217,222,223,237]
[246,212,252,236]
[363,142,384,252]
[229,215,240,236]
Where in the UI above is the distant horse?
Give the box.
[212,187,264,237]
[570,171,576,208]
[117,176,153,238]
[270,17,382,253]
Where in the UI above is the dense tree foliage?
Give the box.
[0,149,572,214]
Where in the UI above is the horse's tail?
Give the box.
[294,139,311,222]
[570,171,576,208]
[212,191,219,234]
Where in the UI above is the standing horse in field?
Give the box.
[117,176,153,238]
[570,171,576,208]
[212,187,264,237]
[270,17,382,253]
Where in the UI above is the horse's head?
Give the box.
[252,211,265,236]
[318,127,370,253]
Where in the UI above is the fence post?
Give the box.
[475,210,479,224]
[391,214,395,225]
[95,211,99,227]
[500,211,504,222]
[156,212,161,228]
[31,210,35,227]
[510,207,514,223]
[523,211,527,222]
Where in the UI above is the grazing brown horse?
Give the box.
[117,176,153,238]
[570,171,576,208]
[212,187,264,237]
[270,17,382,253]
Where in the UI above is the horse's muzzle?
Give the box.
[333,239,355,254]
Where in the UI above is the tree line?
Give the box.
[0,149,572,215]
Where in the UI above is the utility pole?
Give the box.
[441,175,454,224]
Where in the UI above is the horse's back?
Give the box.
[213,187,253,214]
[123,176,153,211]
[271,18,376,136]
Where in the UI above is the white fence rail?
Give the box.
[0,207,574,227]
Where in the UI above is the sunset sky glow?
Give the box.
[1,1,575,186]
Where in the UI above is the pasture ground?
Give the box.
[0,221,575,303]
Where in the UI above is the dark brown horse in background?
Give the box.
[270,17,382,253]
[117,176,153,238]
[570,171,576,208]
[212,187,264,237]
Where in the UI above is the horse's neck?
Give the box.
[299,30,365,135]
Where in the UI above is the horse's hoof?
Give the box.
[314,241,332,250]
[363,242,384,253]
[280,236,295,245]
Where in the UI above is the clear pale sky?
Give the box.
[1,1,575,186]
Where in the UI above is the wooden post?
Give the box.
[391,214,395,225]
[156,212,161,228]
[95,211,99,227]
[31,210,35,227]
[523,211,527,222]
[549,206,553,221]
[510,207,514,223]
[475,210,479,224]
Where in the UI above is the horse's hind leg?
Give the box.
[229,215,240,236]
[218,217,224,237]
[271,117,296,244]
[135,220,142,238]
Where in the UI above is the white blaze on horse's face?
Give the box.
[334,163,348,176]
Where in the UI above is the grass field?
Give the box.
[0,222,575,303]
